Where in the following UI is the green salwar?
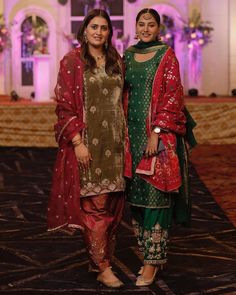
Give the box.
[131,207,169,265]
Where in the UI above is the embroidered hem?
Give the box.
[144,259,167,265]
[127,201,171,209]
[81,187,125,197]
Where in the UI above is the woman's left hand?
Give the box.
[145,131,159,157]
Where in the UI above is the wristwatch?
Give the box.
[153,126,161,134]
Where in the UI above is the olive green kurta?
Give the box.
[80,66,125,197]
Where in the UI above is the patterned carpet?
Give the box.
[191,145,236,227]
[0,147,235,295]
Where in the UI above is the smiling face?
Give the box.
[85,16,110,48]
[136,12,159,43]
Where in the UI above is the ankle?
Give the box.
[143,264,157,271]
[142,265,157,278]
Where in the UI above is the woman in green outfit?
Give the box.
[123,8,196,286]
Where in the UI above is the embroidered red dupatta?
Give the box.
[47,48,86,231]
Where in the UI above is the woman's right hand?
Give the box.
[74,143,92,170]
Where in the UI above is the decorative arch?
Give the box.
[10,5,57,98]
[21,15,49,57]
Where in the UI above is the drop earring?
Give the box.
[105,40,108,49]
[135,33,140,41]
[84,32,88,43]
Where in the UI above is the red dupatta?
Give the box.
[47,48,85,231]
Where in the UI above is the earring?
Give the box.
[105,40,108,49]
[134,33,140,40]
[84,32,88,43]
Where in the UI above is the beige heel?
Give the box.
[136,267,158,286]
[138,264,164,275]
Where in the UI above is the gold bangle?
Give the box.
[73,140,83,147]
[72,138,81,144]
[72,139,81,145]
[72,138,81,143]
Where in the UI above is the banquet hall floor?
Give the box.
[0,145,235,295]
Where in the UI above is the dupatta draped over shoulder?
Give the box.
[47,48,86,231]
[124,44,196,203]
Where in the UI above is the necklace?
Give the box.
[93,54,104,60]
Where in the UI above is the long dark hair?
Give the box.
[136,8,161,27]
[77,9,121,75]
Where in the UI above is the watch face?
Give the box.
[154,127,161,134]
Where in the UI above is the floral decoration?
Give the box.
[0,14,11,53]
[180,10,213,83]
[180,9,213,48]
[21,16,49,56]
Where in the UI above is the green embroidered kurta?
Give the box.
[80,66,125,197]
[125,48,172,209]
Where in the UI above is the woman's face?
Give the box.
[85,16,110,48]
[136,13,159,43]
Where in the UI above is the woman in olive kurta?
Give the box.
[124,8,196,286]
[48,9,125,288]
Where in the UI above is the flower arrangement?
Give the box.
[181,10,213,48]
[0,14,11,53]
[21,16,49,55]
[160,14,176,49]
[180,10,214,84]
